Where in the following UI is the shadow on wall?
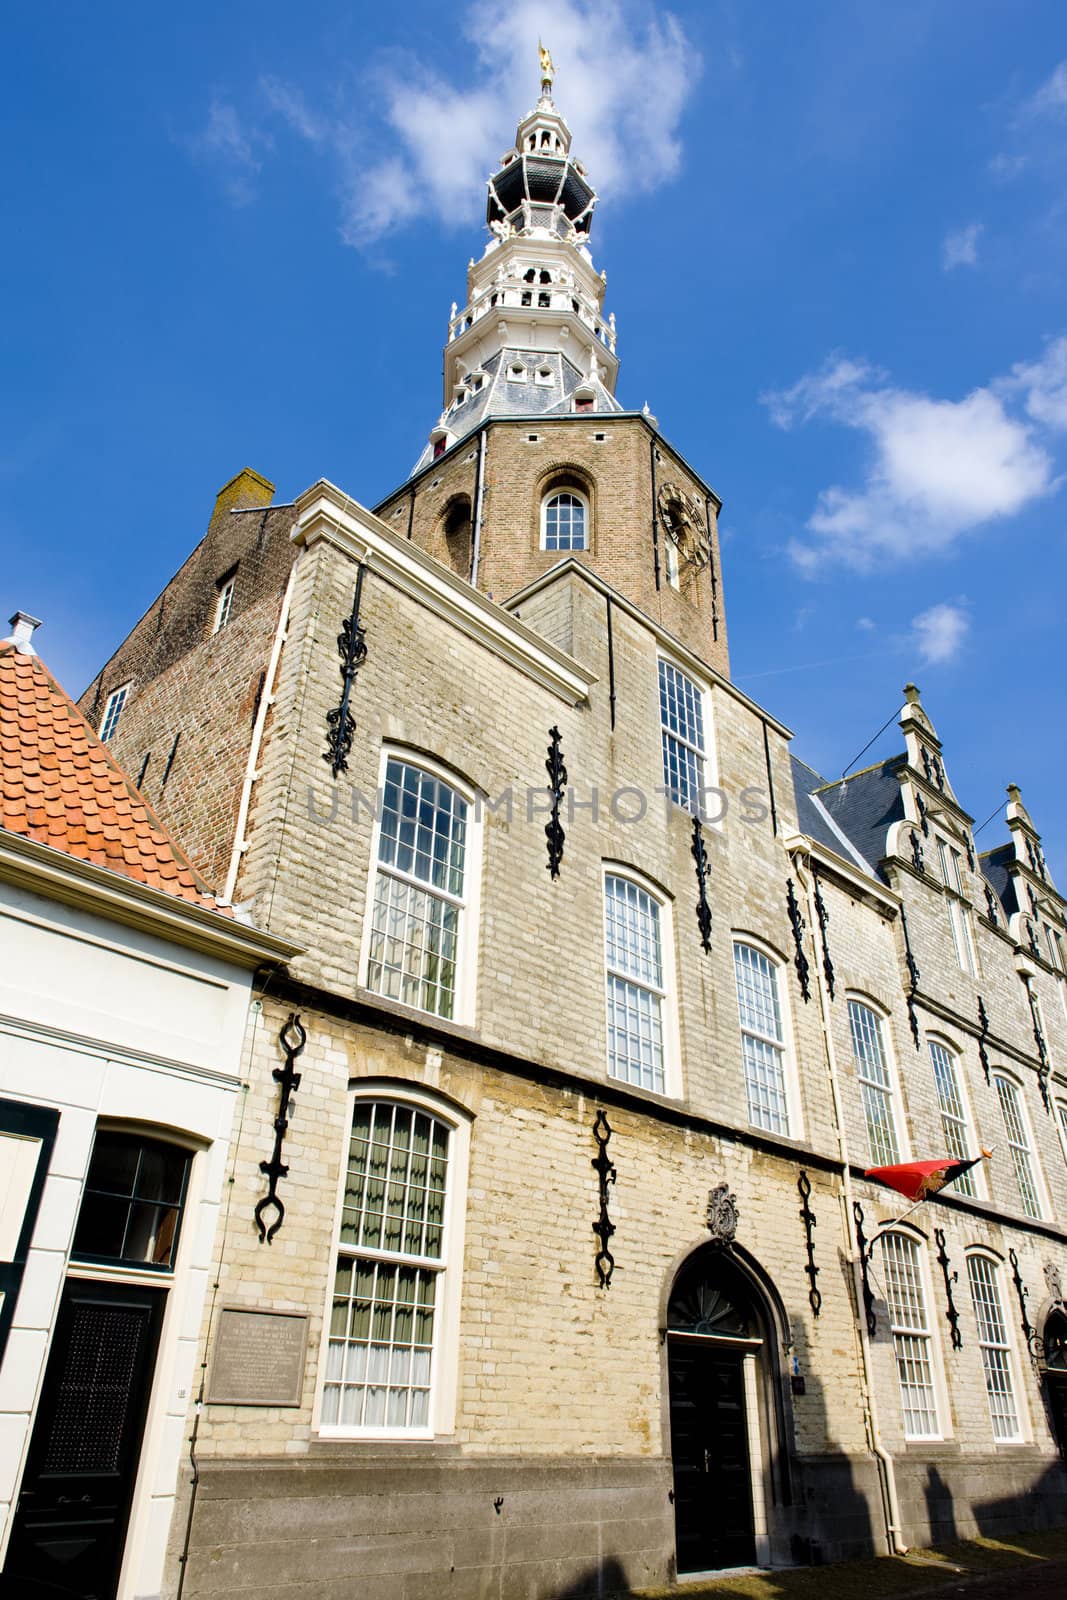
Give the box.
[787,1361,875,1567]
[550,1557,632,1597]
[977,1454,1067,1539]
[924,1463,958,1548]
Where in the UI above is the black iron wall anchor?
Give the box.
[1022,975,1052,1111]
[812,870,835,1000]
[1008,1247,1038,1367]
[797,1171,822,1318]
[786,878,812,1002]
[977,995,992,1085]
[909,829,925,874]
[545,726,567,879]
[852,1201,877,1337]
[899,907,921,1050]
[591,1109,617,1288]
[691,814,713,953]
[323,563,369,778]
[254,1013,306,1244]
[933,1227,963,1351]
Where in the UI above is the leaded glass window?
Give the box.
[605,875,667,1093]
[659,660,705,813]
[967,1255,1020,1441]
[928,1040,976,1197]
[882,1233,940,1439]
[322,1101,450,1432]
[366,760,469,1020]
[994,1074,1042,1219]
[734,943,790,1135]
[848,1001,899,1165]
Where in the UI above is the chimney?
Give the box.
[4,611,42,654]
[211,467,275,524]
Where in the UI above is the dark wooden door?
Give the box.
[668,1336,756,1573]
[2,1278,165,1600]
[1046,1376,1067,1464]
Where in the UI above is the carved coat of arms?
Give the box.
[706,1182,739,1248]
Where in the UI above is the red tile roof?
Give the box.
[0,642,226,911]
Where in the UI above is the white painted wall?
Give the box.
[0,879,256,1600]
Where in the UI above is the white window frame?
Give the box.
[540,487,589,552]
[99,682,130,742]
[213,574,236,634]
[937,837,979,977]
[658,655,710,817]
[359,749,483,1027]
[602,864,680,1098]
[847,997,905,1167]
[881,1230,945,1441]
[1055,1098,1067,1170]
[927,1036,982,1199]
[732,936,801,1139]
[965,1251,1025,1443]
[993,1070,1045,1220]
[316,1081,471,1441]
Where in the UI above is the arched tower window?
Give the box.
[541,489,587,551]
[440,496,472,580]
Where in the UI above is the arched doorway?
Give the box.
[1042,1307,1067,1462]
[666,1247,779,1573]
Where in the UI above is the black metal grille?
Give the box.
[42,1304,145,1473]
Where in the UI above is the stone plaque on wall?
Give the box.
[207,1306,309,1406]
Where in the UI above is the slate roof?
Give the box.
[812,756,908,881]
[0,642,226,910]
[980,844,1017,917]
[410,346,622,474]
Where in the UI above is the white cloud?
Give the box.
[187,98,268,206]
[911,602,969,665]
[855,616,876,632]
[1024,60,1067,118]
[942,222,983,271]
[763,354,1056,571]
[249,1,698,248]
[998,336,1067,431]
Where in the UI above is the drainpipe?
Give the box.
[470,428,487,588]
[219,558,298,906]
[790,844,908,1556]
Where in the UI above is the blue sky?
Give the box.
[4,2,1065,874]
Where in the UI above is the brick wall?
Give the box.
[375,416,729,676]
[74,470,297,883]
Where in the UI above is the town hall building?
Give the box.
[3,59,1067,1600]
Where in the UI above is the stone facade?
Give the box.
[25,77,1067,1600]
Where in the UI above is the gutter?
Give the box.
[220,559,298,906]
[0,831,300,969]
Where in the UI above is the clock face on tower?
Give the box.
[657,482,710,571]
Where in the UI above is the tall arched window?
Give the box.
[928,1040,978,1196]
[365,758,472,1021]
[848,1000,900,1165]
[993,1072,1043,1218]
[882,1232,940,1439]
[541,489,587,551]
[321,1093,467,1435]
[603,871,672,1094]
[733,943,791,1135]
[966,1254,1021,1440]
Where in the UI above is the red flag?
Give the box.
[864,1154,984,1202]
